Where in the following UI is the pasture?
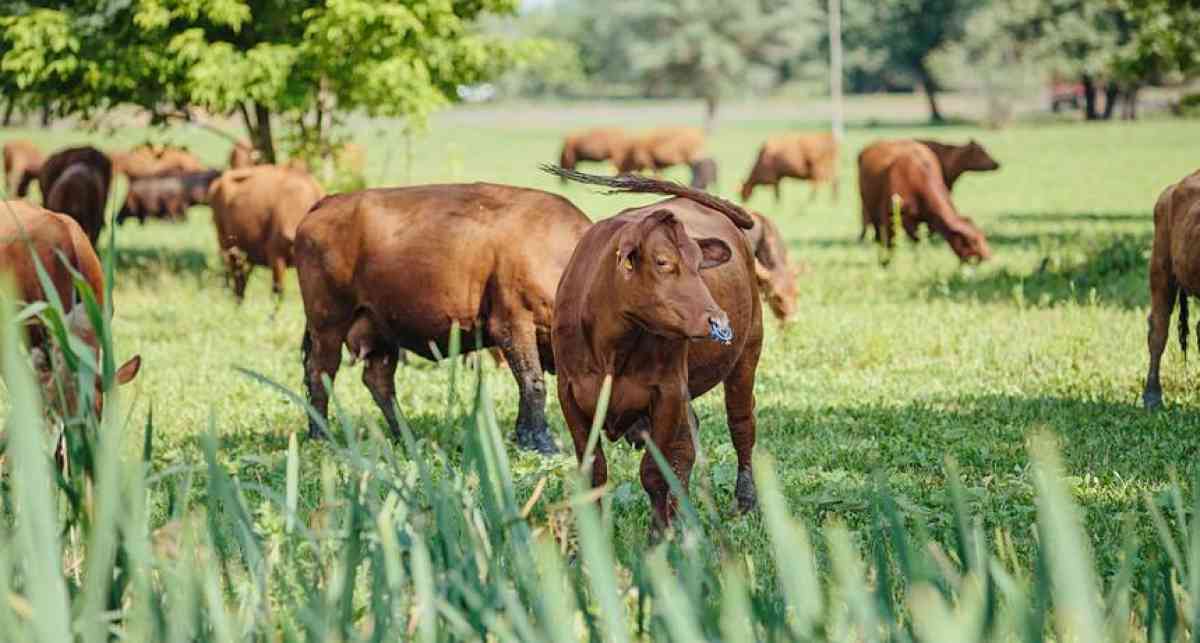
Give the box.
[4,100,1199,596]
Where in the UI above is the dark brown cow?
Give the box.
[0,201,140,421]
[740,132,839,204]
[558,128,629,180]
[208,165,324,300]
[116,170,221,225]
[3,140,44,198]
[295,183,592,453]
[857,140,991,263]
[745,211,800,322]
[545,168,763,529]
[40,147,112,246]
[1143,169,1200,409]
[914,139,1000,191]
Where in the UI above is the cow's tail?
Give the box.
[1180,294,1190,361]
[541,165,754,230]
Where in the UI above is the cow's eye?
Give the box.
[655,257,672,270]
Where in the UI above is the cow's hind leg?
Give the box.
[222,247,251,301]
[724,331,763,513]
[491,314,557,455]
[1144,270,1179,410]
[302,321,348,439]
[363,348,402,439]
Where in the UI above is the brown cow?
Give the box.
[295,183,592,453]
[3,140,44,198]
[40,147,113,246]
[914,139,1000,191]
[557,128,629,180]
[857,140,991,263]
[112,145,205,180]
[745,211,800,322]
[116,170,221,225]
[0,201,140,421]
[1143,169,1200,410]
[208,166,324,300]
[229,140,260,169]
[545,168,763,529]
[616,127,714,187]
[740,133,839,204]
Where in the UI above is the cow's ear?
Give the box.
[116,355,141,385]
[697,238,732,269]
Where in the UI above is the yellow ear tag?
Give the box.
[622,257,633,271]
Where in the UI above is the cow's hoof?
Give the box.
[516,428,559,455]
[307,425,328,441]
[735,470,757,514]
[1143,390,1164,411]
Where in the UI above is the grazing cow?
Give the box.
[116,170,221,225]
[112,145,205,180]
[3,140,44,198]
[208,165,324,301]
[617,127,710,180]
[740,133,839,204]
[558,128,630,180]
[858,140,991,263]
[745,212,800,322]
[1143,169,1200,410]
[545,168,763,529]
[295,183,591,453]
[40,147,113,246]
[229,140,260,169]
[914,139,1000,191]
[0,201,141,421]
[689,157,718,191]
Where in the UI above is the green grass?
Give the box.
[3,105,1199,600]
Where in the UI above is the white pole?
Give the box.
[829,0,844,142]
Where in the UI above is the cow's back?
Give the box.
[1164,171,1200,291]
[210,166,322,263]
[0,202,102,312]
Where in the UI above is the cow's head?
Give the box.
[755,261,799,322]
[613,210,733,342]
[945,216,992,263]
[739,181,755,202]
[964,140,1000,172]
[31,307,141,421]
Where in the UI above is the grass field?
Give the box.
[4,99,1200,594]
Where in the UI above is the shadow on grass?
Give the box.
[107,245,212,282]
[924,232,1150,309]
[998,211,1150,225]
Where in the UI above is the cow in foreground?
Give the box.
[295,183,591,453]
[208,166,324,300]
[117,170,221,225]
[1143,169,1200,410]
[746,211,800,322]
[0,201,141,422]
[914,139,1000,191]
[858,140,991,263]
[3,140,44,198]
[545,167,763,530]
[40,147,113,246]
[741,132,839,204]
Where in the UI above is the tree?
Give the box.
[0,1,544,162]
[609,0,816,131]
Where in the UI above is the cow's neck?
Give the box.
[580,266,646,377]
[941,147,968,190]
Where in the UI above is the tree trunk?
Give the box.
[1081,74,1100,120]
[915,61,944,123]
[253,102,276,164]
[1102,82,1120,120]
[1123,87,1139,120]
[2,98,14,128]
[703,95,719,134]
[40,104,51,128]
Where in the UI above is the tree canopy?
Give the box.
[0,0,546,161]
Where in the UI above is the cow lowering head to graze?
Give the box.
[558,128,630,181]
[295,183,592,454]
[112,144,205,181]
[3,140,44,198]
[40,147,113,246]
[745,211,800,322]
[116,170,221,225]
[915,139,1000,191]
[616,127,708,178]
[208,165,324,301]
[857,140,991,264]
[1143,170,1200,410]
[543,166,763,531]
[0,201,141,425]
[740,132,840,205]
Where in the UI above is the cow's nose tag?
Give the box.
[709,318,734,345]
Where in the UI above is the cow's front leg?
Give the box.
[641,385,689,533]
[560,380,607,489]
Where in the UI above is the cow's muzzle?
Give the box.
[708,314,734,345]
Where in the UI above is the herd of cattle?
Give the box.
[0,124,1194,528]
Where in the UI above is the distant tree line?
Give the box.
[513,0,1200,124]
